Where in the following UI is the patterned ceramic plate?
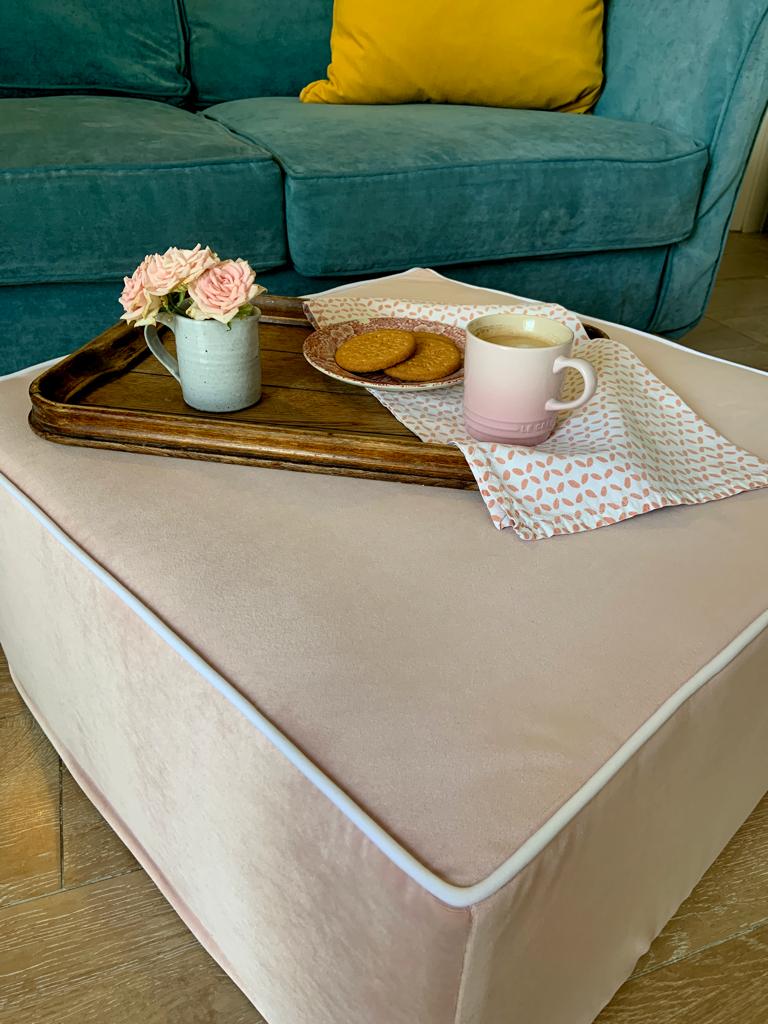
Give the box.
[302,317,465,391]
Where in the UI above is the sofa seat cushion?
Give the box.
[205,98,709,277]
[0,97,286,286]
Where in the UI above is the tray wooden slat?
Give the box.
[28,296,477,488]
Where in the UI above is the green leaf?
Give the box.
[234,303,257,320]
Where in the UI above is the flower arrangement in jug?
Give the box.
[119,245,265,327]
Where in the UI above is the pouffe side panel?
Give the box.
[457,629,768,1024]
[0,487,470,1024]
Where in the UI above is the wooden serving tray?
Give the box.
[28,295,477,488]
[29,295,609,489]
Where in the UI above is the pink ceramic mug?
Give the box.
[463,313,597,445]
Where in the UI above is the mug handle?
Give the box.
[144,313,180,382]
[545,356,597,412]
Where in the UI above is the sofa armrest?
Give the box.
[596,1,767,146]
[595,0,768,334]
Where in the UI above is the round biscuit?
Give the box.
[384,333,462,382]
[334,329,416,373]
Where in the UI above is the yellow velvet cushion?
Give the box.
[301,0,604,113]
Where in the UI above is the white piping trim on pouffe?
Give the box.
[2,473,767,909]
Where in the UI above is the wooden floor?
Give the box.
[1,233,767,1023]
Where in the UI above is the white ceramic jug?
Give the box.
[144,311,262,413]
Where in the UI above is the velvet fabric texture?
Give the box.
[0,0,188,102]
[0,283,126,375]
[184,0,333,105]
[1,273,768,1021]
[300,0,604,113]
[0,97,286,287]
[4,274,768,886]
[0,496,470,1024]
[596,0,768,334]
[206,98,706,276]
[1,1,767,369]
[3,494,766,1024]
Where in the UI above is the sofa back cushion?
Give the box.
[184,0,333,104]
[0,0,188,102]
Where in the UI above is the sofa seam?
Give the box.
[0,86,189,102]
[646,244,675,332]
[199,112,297,175]
[281,148,708,182]
[1,157,278,177]
[290,234,690,279]
[173,0,194,101]
[167,0,190,93]
[202,126,707,182]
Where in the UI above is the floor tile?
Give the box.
[705,277,768,319]
[681,317,757,355]
[681,238,768,373]
[716,250,768,281]
[717,314,768,346]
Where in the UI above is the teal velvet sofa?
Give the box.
[1,0,766,374]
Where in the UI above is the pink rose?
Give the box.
[119,256,161,326]
[164,244,220,285]
[187,259,264,324]
[143,244,220,297]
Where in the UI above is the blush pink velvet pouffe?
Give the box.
[1,272,767,1024]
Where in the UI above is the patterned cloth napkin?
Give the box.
[306,294,768,540]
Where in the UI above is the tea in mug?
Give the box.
[476,330,557,349]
